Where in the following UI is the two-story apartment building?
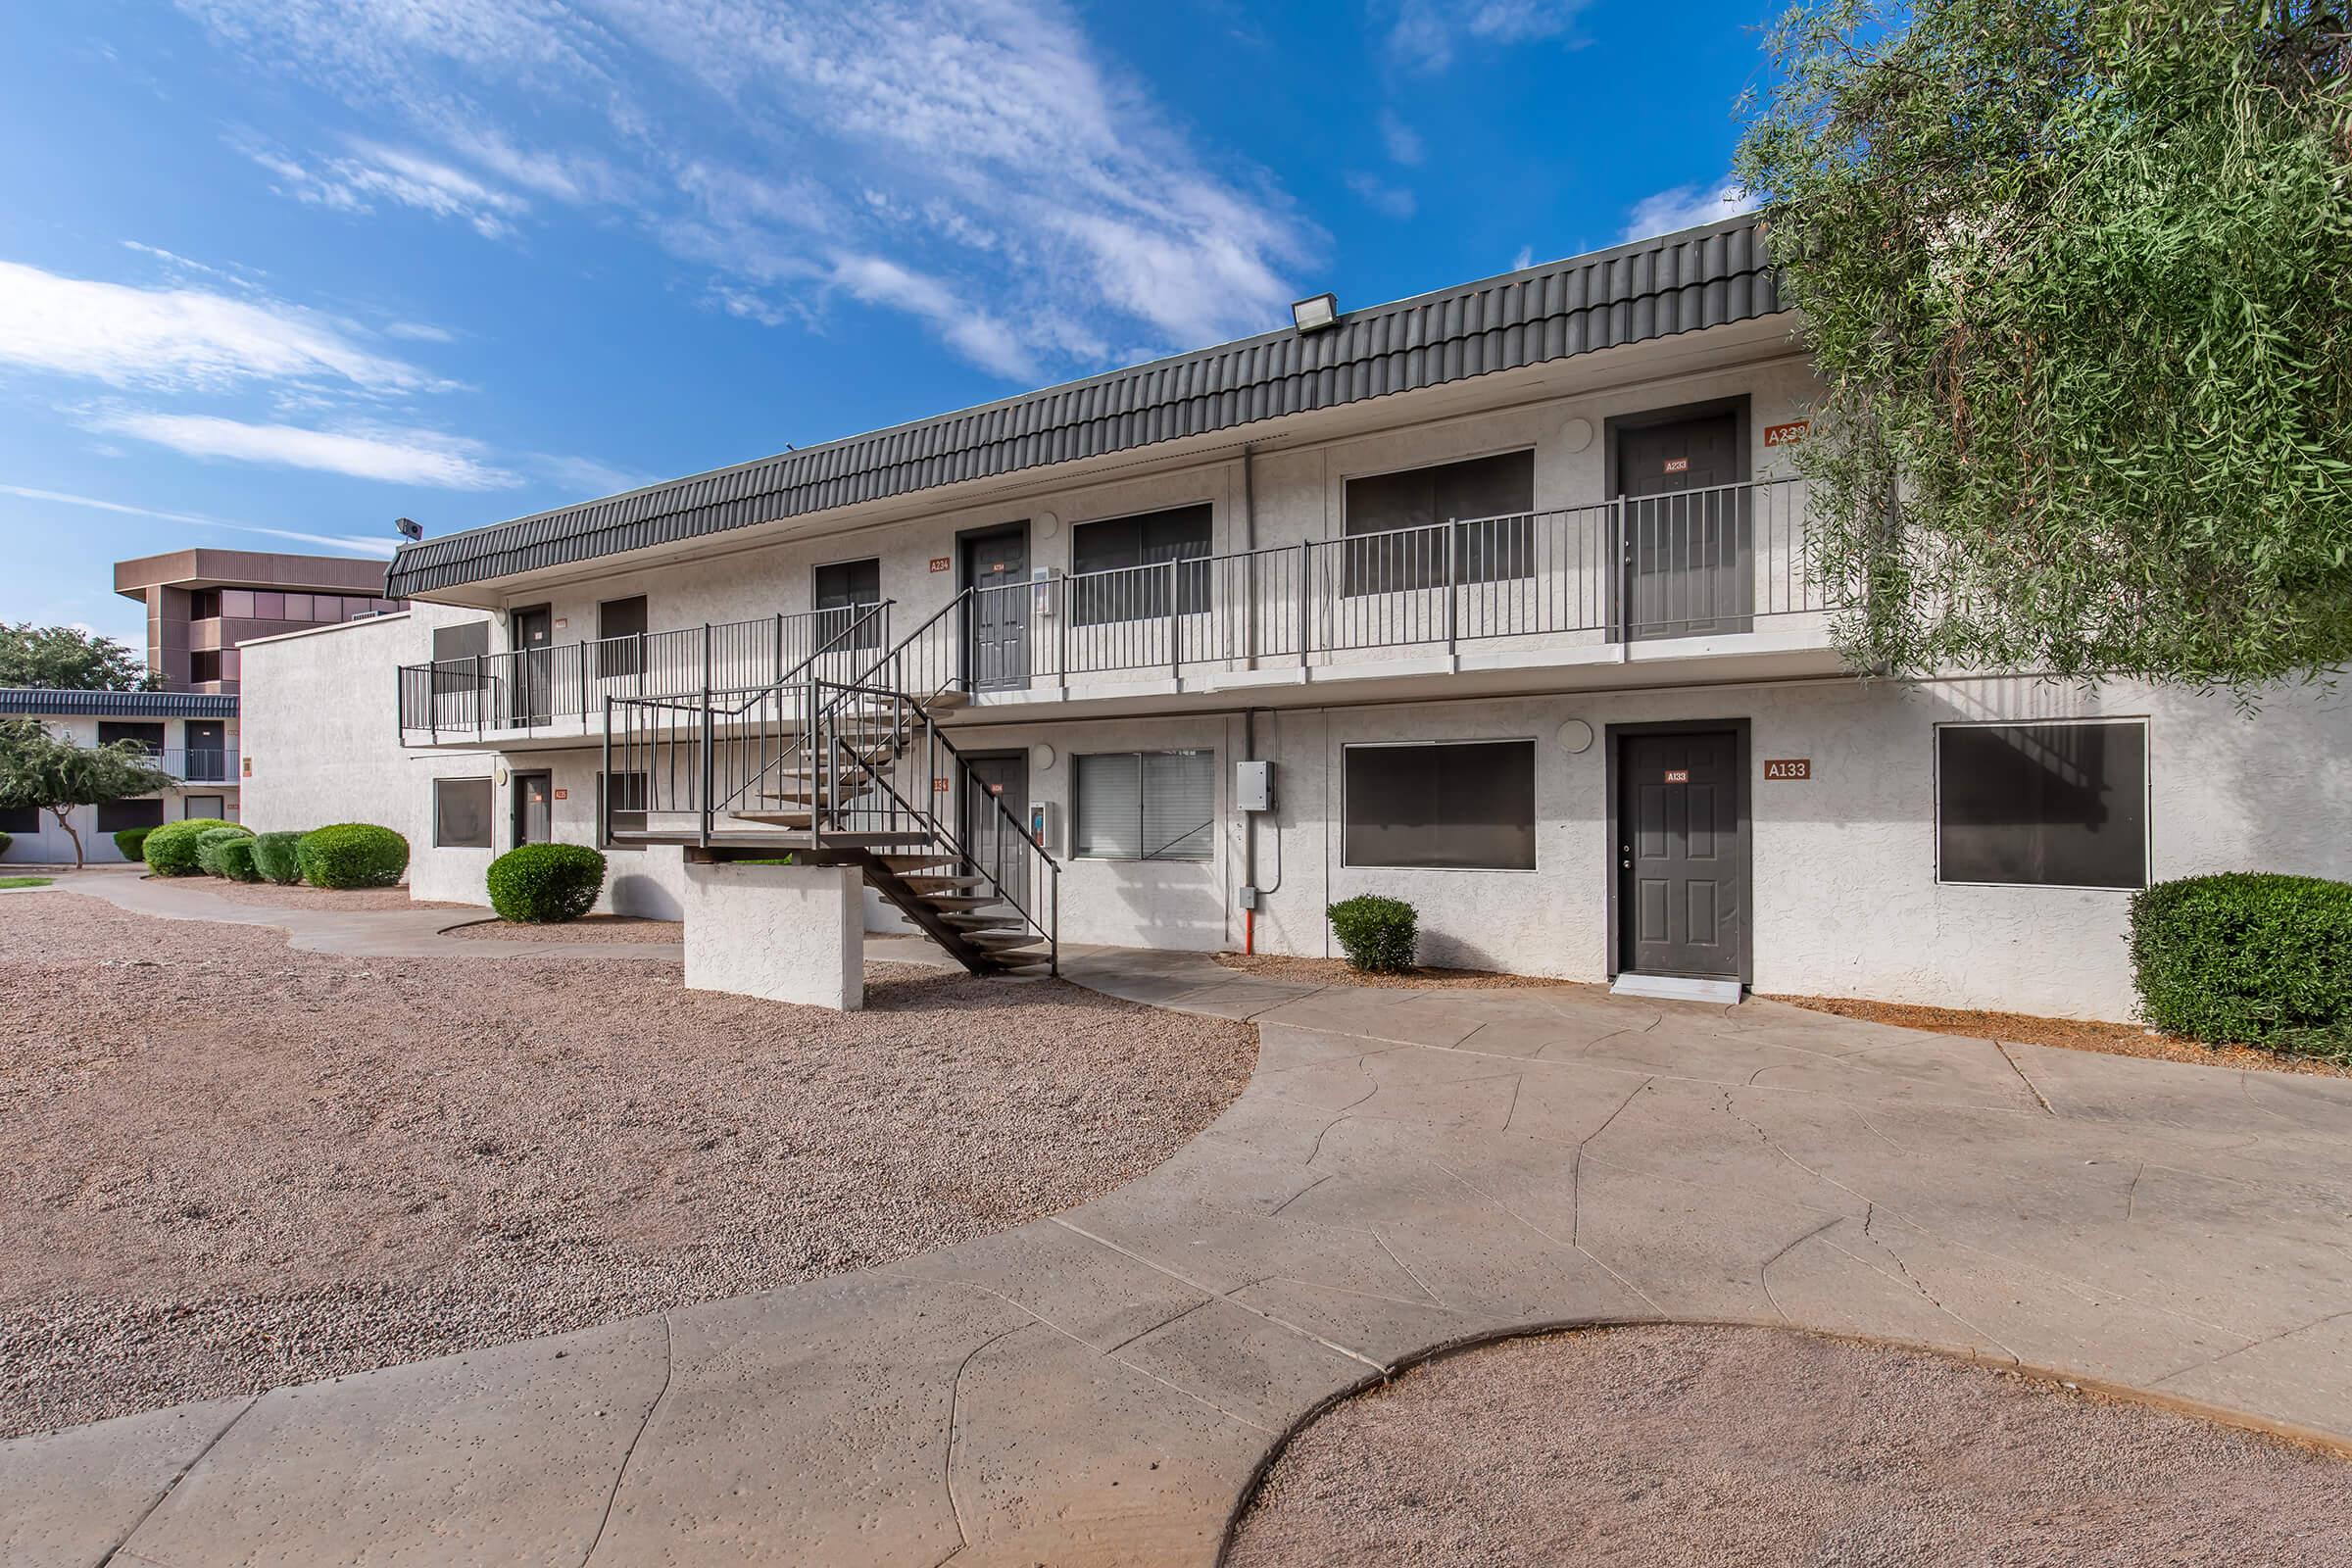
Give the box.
[0,688,241,862]
[238,214,2351,1018]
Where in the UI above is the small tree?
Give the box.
[0,623,157,691]
[1735,0,2352,691]
[0,719,175,869]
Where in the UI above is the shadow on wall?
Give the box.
[610,867,685,921]
[1094,858,1225,950]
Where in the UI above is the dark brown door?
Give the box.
[1617,413,1751,638]
[510,605,555,722]
[960,752,1029,912]
[961,525,1029,691]
[1618,729,1744,980]
[513,771,553,846]
[182,720,226,782]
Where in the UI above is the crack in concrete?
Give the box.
[2125,1161,2146,1222]
[1368,1229,1445,1305]
[932,1323,1031,1568]
[1268,1171,1334,1217]
[1501,1073,1524,1133]
[580,1313,676,1568]
[2149,1308,2352,1388]
[1428,1157,1664,1318]
[1572,1077,1654,1251]
[1757,1215,1847,1323]
[1853,1204,2021,1361]
[96,1395,257,1568]
[1993,1041,2058,1114]
[1051,1216,1389,1375]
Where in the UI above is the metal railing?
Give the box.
[397,604,887,741]
[154,747,238,784]
[602,597,1057,971]
[955,476,1833,686]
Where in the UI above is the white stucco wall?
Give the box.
[681,860,863,1009]
[1218,675,2352,1020]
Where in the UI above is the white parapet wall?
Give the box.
[680,859,865,1010]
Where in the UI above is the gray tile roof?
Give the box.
[388,213,1781,596]
[0,688,239,718]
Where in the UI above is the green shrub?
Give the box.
[486,842,607,923]
[0,830,11,858]
[1328,894,1418,974]
[2132,873,2352,1056]
[193,825,256,876]
[144,817,241,877]
[251,830,307,885]
[297,823,411,889]
[213,836,263,882]
[112,826,154,862]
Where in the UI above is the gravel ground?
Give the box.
[1776,994,2352,1078]
[445,914,684,943]
[0,893,1253,1438]
[1211,953,1592,991]
[1229,1326,2352,1568]
[187,880,472,912]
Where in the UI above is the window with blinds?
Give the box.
[1344,739,1537,870]
[1074,750,1215,861]
[1343,451,1536,592]
[1069,505,1212,626]
[1936,721,2147,888]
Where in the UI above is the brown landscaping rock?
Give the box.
[0,893,1253,1437]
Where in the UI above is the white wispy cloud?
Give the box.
[175,0,1315,377]
[0,482,399,556]
[1378,109,1425,167]
[1346,172,1417,220]
[0,260,441,394]
[88,412,519,489]
[382,320,458,342]
[1621,178,1759,242]
[1387,0,1589,71]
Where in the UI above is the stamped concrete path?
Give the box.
[7,899,2352,1567]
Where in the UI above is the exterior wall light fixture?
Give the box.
[1291,293,1339,333]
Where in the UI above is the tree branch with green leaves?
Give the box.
[1736,0,2352,691]
[0,719,176,869]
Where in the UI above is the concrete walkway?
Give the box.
[6,906,2352,1567]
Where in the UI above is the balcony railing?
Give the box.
[398,605,886,741]
[137,747,238,783]
[402,478,1838,738]
[963,475,1836,687]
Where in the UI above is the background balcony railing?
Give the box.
[143,747,238,783]
[398,604,886,740]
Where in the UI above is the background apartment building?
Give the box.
[114,548,400,693]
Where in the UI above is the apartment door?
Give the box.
[960,524,1029,691]
[1617,412,1752,638]
[183,720,226,783]
[959,751,1030,914]
[512,770,553,846]
[510,604,555,723]
[1616,727,1746,981]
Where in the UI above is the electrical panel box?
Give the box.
[1237,884,1259,911]
[1236,760,1276,812]
[1027,800,1054,852]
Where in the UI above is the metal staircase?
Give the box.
[603,596,1058,976]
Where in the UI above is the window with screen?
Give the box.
[1068,505,1212,625]
[98,798,166,832]
[1344,740,1537,870]
[1344,452,1535,594]
[434,776,494,849]
[1074,750,1215,861]
[1937,722,2147,888]
[431,620,492,696]
[97,721,164,754]
[597,596,648,678]
[814,558,883,650]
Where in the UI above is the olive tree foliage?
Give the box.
[0,623,157,691]
[1734,0,2352,690]
[0,719,175,868]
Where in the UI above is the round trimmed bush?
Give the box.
[0,829,12,858]
[2132,873,2352,1055]
[112,826,154,862]
[193,825,256,876]
[251,830,307,886]
[1328,894,1418,974]
[144,817,241,877]
[486,842,607,923]
[214,837,263,882]
[296,823,410,890]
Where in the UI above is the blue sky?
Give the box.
[1,0,1776,648]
